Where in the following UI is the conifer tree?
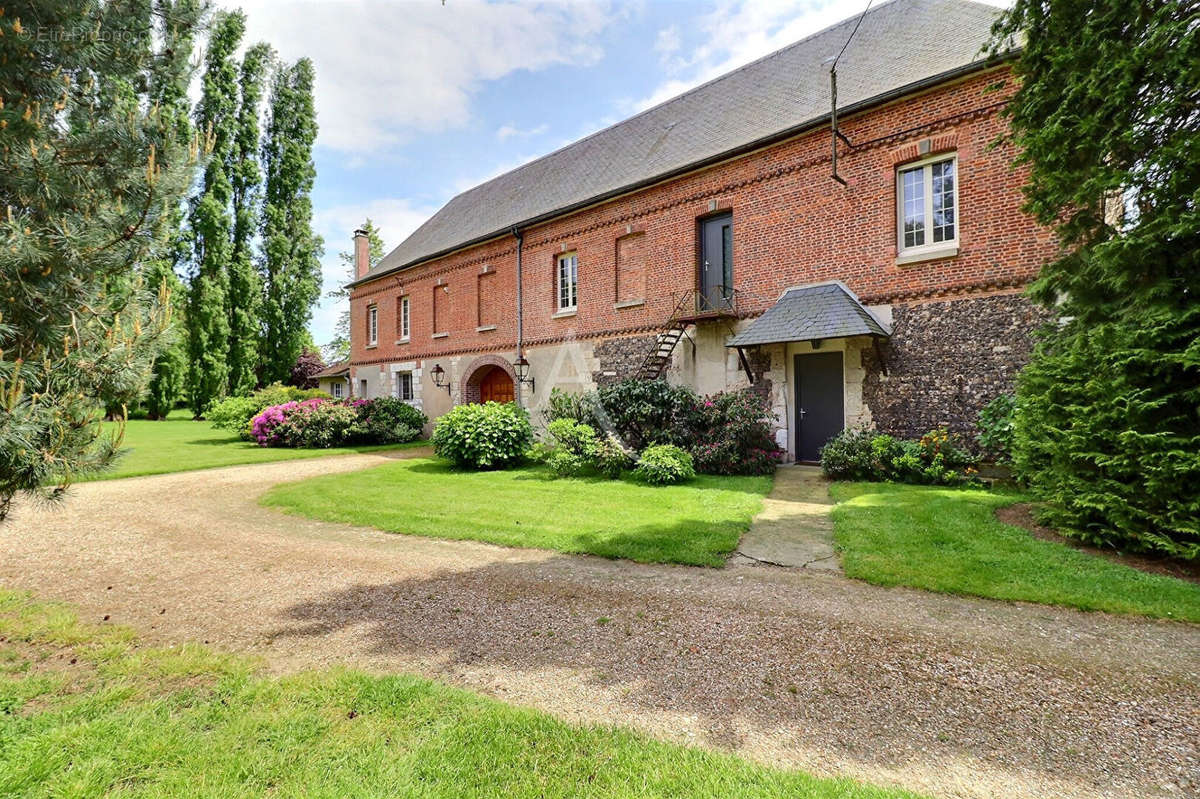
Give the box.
[227,42,273,395]
[992,1,1200,558]
[324,218,383,361]
[259,58,323,384]
[0,0,205,517]
[185,9,243,416]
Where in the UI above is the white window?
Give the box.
[331,381,344,399]
[396,371,414,401]
[556,252,578,311]
[398,295,410,340]
[367,305,378,346]
[897,154,957,255]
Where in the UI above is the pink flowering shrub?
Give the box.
[250,397,426,448]
[689,389,783,476]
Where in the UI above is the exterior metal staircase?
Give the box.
[634,289,738,380]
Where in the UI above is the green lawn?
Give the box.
[261,458,771,567]
[831,482,1200,622]
[0,590,921,799]
[81,410,424,481]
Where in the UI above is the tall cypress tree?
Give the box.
[227,42,273,395]
[144,0,202,420]
[259,58,323,385]
[186,9,244,416]
[0,0,204,516]
[992,1,1200,559]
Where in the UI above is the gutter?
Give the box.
[348,52,1017,290]
[512,226,524,407]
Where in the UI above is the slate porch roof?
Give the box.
[353,0,1006,286]
[314,360,350,379]
[726,282,890,347]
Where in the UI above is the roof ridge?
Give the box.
[450,0,912,205]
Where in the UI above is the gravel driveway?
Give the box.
[2,452,1197,799]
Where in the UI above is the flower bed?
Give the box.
[250,397,426,448]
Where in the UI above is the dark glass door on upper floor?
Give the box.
[699,212,733,311]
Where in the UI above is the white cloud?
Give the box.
[629,0,853,114]
[228,0,622,154]
[496,122,549,141]
[653,24,680,59]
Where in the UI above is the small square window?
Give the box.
[897,154,958,256]
[557,252,578,311]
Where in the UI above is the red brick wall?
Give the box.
[350,65,1054,368]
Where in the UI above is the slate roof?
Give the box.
[313,360,350,378]
[355,0,1005,285]
[726,282,890,347]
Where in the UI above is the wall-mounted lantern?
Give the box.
[431,363,451,395]
[513,355,535,394]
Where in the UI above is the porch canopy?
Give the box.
[727,281,890,348]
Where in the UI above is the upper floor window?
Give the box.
[557,252,578,311]
[897,154,957,255]
[397,295,410,340]
[367,305,378,346]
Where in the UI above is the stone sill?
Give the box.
[613,298,645,310]
[431,332,449,339]
[476,325,497,333]
[895,245,959,266]
[365,344,377,350]
[551,309,577,319]
[394,338,409,345]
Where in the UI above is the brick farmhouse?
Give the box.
[345,0,1055,461]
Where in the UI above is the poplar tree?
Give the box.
[324,218,383,361]
[259,58,323,384]
[144,0,203,420]
[186,9,243,416]
[992,1,1200,559]
[227,42,273,395]
[0,0,205,517]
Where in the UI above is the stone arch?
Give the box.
[460,354,518,404]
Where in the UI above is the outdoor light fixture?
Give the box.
[513,355,535,393]
[431,363,451,395]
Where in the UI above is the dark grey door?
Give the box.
[699,212,732,311]
[795,352,844,462]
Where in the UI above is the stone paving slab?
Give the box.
[735,465,840,570]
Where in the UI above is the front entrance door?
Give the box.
[794,352,844,462]
[699,212,733,311]
[478,367,515,404]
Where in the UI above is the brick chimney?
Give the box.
[353,228,370,279]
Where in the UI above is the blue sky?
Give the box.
[226,0,1002,347]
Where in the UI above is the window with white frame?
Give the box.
[398,295,410,340]
[556,252,578,311]
[897,154,957,256]
[367,304,378,346]
[396,371,414,401]
[331,381,344,399]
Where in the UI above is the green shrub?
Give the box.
[689,389,782,476]
[545,388,600,426]
[818,427,878,480]
[432,402,533,470]
[275,401,359,449]
[633,444,695,485]
[207,383,330,440]
[589,434,633,479]
[546,449,587,478]
[354,397,426,444]
[596,379,698,451]
[547,418,597,456]
[977,393,1016,463]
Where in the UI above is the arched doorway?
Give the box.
[477,366,515,404]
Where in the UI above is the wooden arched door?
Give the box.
[478,366,515,404]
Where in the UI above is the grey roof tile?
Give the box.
[359,0,1003,284]
[726,282,890,347]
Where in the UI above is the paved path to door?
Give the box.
[2,454,1197,799]
[735,465,840,570]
